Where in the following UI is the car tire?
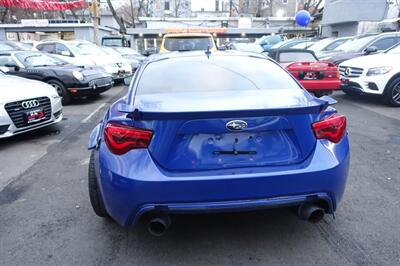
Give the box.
[383,77,400,107]
[88,150,109,218]
[342,89,358,97]
[47,79,72,105]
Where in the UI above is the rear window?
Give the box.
[279,52,317,63]
[164,37,213,51]
[136,56,301,95]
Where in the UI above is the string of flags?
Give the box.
[0,0,85,11]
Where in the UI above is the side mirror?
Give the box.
[364,46,378,55]
[5,63,19,71]
[61,50,72,57]
[124,75,133,86]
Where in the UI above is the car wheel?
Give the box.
[47,79,72,105]
[384,77,400,107]
[88,150,109,218]
[342,89,358,97]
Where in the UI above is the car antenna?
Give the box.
[205,45,211,59]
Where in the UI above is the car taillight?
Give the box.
[104,122,153,155]
[312,114,347,143]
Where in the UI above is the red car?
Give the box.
[266,49,341,97]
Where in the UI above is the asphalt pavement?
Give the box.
[0,87,399,266]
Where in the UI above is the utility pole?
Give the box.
[91,0,100,45]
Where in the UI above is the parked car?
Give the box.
[159,33,217,53]
[339,42,400,106]
[231,42,264,53]
[0,51,113,104]
[0,41,32,51]
[87,51,349,235]
[101,46,144,72]
[291,41,316,49]
[254,35,283,52]
[267,49,341,97]
[319,32,400,65]
[309,37,352,58]
[34,40,132,81]
[0,71,63,138]
[271,39,314,50]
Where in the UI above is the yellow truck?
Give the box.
[160,33,217,53]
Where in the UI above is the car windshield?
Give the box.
[0,43,16,51]
[334,35,376,52]
[279,52,317,63]
[70,42,107,55]
[15,52,66,67]
[309,38,335,52]
[164,37,213,51]
[385,44,400,54]
[255,35,281,45]
[324,38,350,51]
[232,43,263,53]
[102,38,123,47]
[137,56,301,95]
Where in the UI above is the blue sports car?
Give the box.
[88,51,349,236]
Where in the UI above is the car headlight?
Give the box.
[72,71,84,81]
[366,66,393,76]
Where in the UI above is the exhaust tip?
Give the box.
[147,216,171,237]
[298,203,325,223]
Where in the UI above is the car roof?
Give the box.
[146,50,267,63]
[266,48,318,61]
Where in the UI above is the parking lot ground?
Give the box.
[0,89,399,265]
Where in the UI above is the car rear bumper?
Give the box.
[300,80,341,91]
[95,138,350,227]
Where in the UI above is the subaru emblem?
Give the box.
[226,120,248,131]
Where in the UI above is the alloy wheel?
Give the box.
[392,83,400,104]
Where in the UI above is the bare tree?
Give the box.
[172,0,188,17]
[117,0,154,28]
[303,0,323,15]
[106,0,127,33]
[0,7,9,23]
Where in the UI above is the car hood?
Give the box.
[320,51,362,64]
[80,54,125,65]
[42,64,109,77]
[340,53,399,68]
[0,75,57,104]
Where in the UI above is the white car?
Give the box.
[339,43,400,106]
[0,71,63,138]
[33,40,132,81]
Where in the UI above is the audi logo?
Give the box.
[21,100,40,109]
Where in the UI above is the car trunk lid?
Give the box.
[122,89,326,171]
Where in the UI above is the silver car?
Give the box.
[0,71,63,138]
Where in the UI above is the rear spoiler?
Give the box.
[285,61,337,68]
[118,96,337,121]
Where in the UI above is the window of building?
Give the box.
[215,0,219,11]
[164,1,170,11]
[282,0,288,4]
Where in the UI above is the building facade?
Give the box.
[321,0,400,37]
